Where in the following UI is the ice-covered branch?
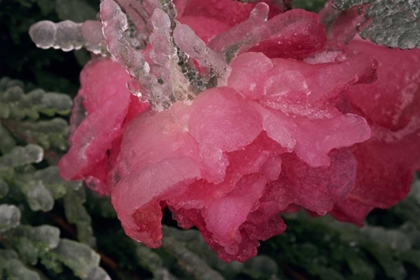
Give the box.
[100,0,150,81]
[209,3,271,63]
[149,8,192,110]
[29,20,107,55]
[174,24,230,82]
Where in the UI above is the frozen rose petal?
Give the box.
[111,157,200,246]
[265,149,357,215]
[84,157,110,195]
[257,105,370,167]
[181,0,283,26]
[178,16,230,44]
[204,174,266,248]
[249,9,326,58]
[345,40,420,130]
[110,109,200,184]
[261,50,376,116]
[348,130,420,209]
[59,56,149,199]
[291,113,371,167]
[167,133,282,211]
[170,207,278,262]
[58,58,149,184]
[330,198,374,227]
[326,7,364,44]
[188,87,262,152]
[331,38,420,223]
[227,52,273,100]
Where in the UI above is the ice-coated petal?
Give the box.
[345,40,420,130]
[249,9,326,59]
[332,38,420,223]
[180,0,283,26]
[110,108,200,184]
[291,113,371,167]
[347,128,420,210]
[330,197,374,226]
[264,149,357,215]
[227,52,273,100]
[178,16,230,44]
[257,106,371,167]
[59,59,132,181]
[167,133,283,211]
[204,174,266,249]
[111,157,200,246]
[188,87,262,152]
[260,49,377,116]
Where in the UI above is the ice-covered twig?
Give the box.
[209,3,271,63]
[174,24,230,83]
[114,0,150,50]
[100,0,155,101]
[149,8,192,110]
[29,20,107,55]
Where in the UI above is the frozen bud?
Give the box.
[0,204,21,233]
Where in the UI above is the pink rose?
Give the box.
[58,0,420,263]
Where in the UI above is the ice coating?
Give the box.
[29,20,107,54]
[52,0,420,263]
[174,25,229,80]
[58,58,149,195]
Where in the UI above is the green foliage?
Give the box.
[0,78,107,279]
[0,0,98,95]
[331,0,420,49]
[260,180,420,280]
